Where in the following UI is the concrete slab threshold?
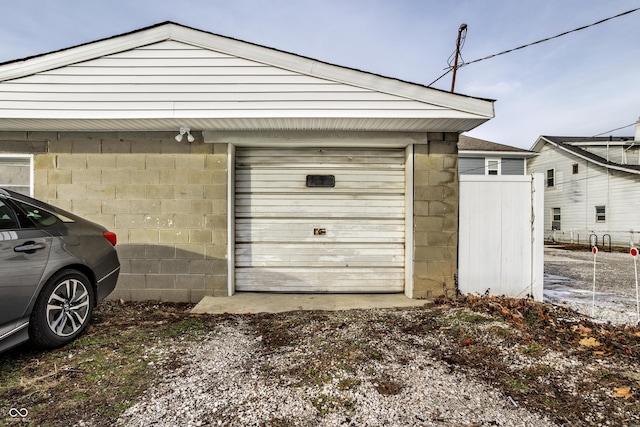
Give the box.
[191,293,428,314]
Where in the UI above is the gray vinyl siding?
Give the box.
[459,157,485,175]
[459,157,525,175]
[502,158,525,175]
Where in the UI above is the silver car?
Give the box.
[0,188,120,352]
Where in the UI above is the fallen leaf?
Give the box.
[579,337,601,347]
[574,324,592,336]
[612,387,632,399]
[634,332,640,337]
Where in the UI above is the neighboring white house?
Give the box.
[527,119,640,247]
[458,134,536,176]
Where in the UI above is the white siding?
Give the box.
[235,147,405,292]
[527,144,640,245]
[0,23,494,132]
[0,40,451,121]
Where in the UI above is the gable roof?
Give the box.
[0,22,494,133]
[532,135,640,174]
[458,134,536,157]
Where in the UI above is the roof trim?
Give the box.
[0,22,494,120]
[459,150,537,158]
[458,134,535,156]
[532,136,640,175]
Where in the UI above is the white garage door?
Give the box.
[235,147,406,293]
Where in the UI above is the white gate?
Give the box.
[458,174,544,300]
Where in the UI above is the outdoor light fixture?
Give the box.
[175,126,195,143]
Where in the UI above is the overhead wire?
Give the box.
[427,7,640,87]
[591,122,637,137]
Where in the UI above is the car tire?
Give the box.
[29,269,95,349]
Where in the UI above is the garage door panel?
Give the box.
[235,194,405,206]
[235,194,404,219]
[235,267,404,292]
[236,243,405,266]
[235,207,402,218]
[237,148,405,167]
[236,169,405,193]
[236,219,405,243]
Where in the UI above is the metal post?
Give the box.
[635,255,639,324]
[592,246,598,318]
[450,24,467,93]
[632,247,640,324]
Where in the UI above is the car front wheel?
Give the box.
[29,270,95,349]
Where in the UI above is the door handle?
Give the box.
[14,241,47,254]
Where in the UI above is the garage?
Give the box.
[235,147,406,292]
[0,22,495,301]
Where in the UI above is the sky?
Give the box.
[1,0,639,149]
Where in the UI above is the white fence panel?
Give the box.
[458,174,544,300]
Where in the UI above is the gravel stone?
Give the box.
[108,248,639,426]
[117,320,555,427]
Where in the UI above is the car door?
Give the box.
[0,198,52,338]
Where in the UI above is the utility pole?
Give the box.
[450,23,467,93]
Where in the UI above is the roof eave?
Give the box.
[0,22,494,120]
[459,150,537,158]
[538,137,640,175]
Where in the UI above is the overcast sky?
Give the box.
[1,0,639,148]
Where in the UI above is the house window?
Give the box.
[546,169,555,187]
[595,206,606,222]
[552,207,561,230]
[572,163,579,174]
[485,158,500,175]
[0,155,33,196]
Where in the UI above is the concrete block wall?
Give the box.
[413,132,459,298]
[2,130,462,302]
[1,131,228,303]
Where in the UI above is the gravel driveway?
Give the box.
[103,248,639,427]
[115,315,557,427]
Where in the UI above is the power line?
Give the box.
[461,7,640,68]
[428,7,640,86]
[591,122,637,137]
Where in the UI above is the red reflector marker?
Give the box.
[103,231,117,246]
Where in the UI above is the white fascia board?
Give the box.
[529,136,549,152]
[459,150,537,158]
[572,141,633,147]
